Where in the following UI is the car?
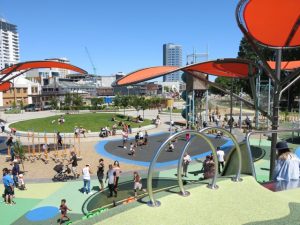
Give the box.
[42,105,53,111]
[24,104,36,112]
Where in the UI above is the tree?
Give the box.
[140,97,150,119]
[50,97,58,109]
[64,93,72,107]
[19,100,24,110]
[237,37,300,111]
[91,97,104,109]
[13,140,25,171]
[150,97,162,112]
[130,95,141,116]
[72,94,83,108]
[113,95,121,114]
[120,95,130,115]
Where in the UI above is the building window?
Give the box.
[23,88,27,93]
[17,88,20,93]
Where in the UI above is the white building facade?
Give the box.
[163,43,182,82]
[0,18,20,70]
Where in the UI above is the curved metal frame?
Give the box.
[199,127,243,182]
[147,130,218,207]
[246,128,300,180]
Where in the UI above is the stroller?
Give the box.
[52,164,71,182]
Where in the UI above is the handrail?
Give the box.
[199,127,243,182]
[147,130,218,207]
[177,131,219,198]
[246,128,300,180]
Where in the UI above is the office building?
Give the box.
[163,43,182,82]
[0,18,20,70]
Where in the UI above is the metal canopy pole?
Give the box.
[270,49,282,180]
[239,88,243,129]
[267,78,271,129]
[230,79,233,133]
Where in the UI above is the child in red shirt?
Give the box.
[59,199,72,224]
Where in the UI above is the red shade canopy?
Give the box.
[183,59,255,78]
[242,0,300,48]
[0,61,87,76]
[115,66,179,86]
[267,61,300,70]
[115,59,257,86]
[0,82,11,91]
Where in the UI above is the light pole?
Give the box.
[188,94,192,129]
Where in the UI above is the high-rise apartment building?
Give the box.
[163,43,182,82]
[0,18,20,70]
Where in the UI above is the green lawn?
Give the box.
[10,113,152,132]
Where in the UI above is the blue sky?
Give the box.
[1,0,242,75]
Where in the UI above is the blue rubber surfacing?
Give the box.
[25,206,59,221]
[95,132,234,167]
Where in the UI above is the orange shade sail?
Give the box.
[183,59,255,78]
[115,59,257,86]
[267,61,300,70]
[116,66,179,86]
[243,0,300,47]
[0,61,87,75]
[0,82,11,91]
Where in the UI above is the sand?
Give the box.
[0,139,145,181]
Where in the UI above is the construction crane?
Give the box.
[84,47,97,75]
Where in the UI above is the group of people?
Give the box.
[122,129,149,156]
[74,126,87,138]
[2,160,26,205]
[81,159,145,198]
[202,147,225,179]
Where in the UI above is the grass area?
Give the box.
[4,108,21,114]
[10,113,152,132]
[162,108,183,113]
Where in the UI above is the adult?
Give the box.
[182,153,192,177]
[139,130,144,140]
[69,151,79,179]
[2,168,15,205]
[97,159,105,192]
[203,155,215,179]
[122,130,128,149]
[144,131,149,146]
[12,160,20,187]
[6,136,15,161]
[106,164,117,197]
[273,141,300,181]
[113,161,121,189]
[82,164,92,194]
[0,121,5,133]
[74,127,79,138]
[216,147,225,174]
[57,132,63,147]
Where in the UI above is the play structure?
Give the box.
[5,132,82,164]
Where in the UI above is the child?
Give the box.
[59,199,72,224]
[167,142,174,152]
[133,171,145,197]
[18,174,26,190]
[129,143,135,156]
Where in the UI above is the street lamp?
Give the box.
[188,94,192,129]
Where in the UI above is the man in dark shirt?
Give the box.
[12,160,20,187]
[69,151,79,179]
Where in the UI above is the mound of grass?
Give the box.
[10,113,152,133]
